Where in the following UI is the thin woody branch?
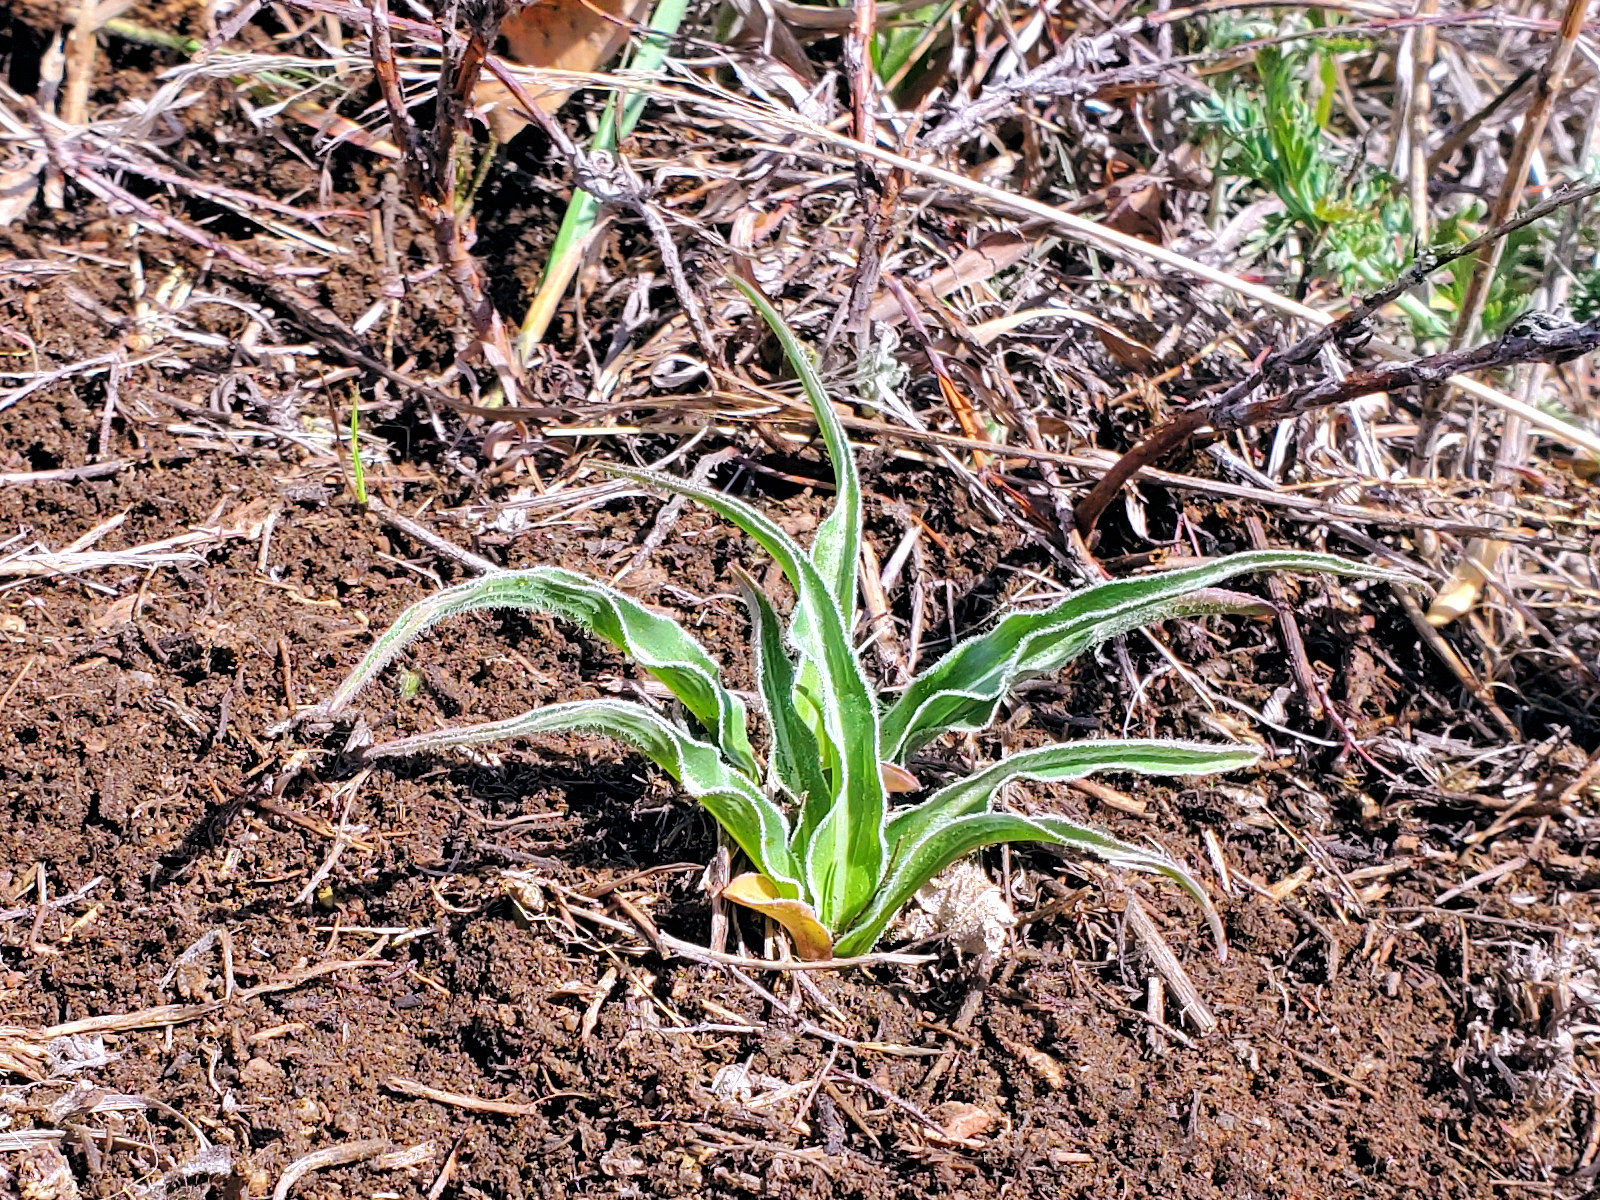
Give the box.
[368,0,523,399]
[31,104,295,278]
[368,0,426,168]
[1227,316,1600,430]
[1073,179,1600,538]
[1278,179,1600,377]
[1076,315,1600,536]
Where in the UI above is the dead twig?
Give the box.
[612,446,736,585]
[831,0,909,347]
[1389,583,1521,740]
[1244,516,1323,720]
[277,636,296,711]
[826,1069,946,1135]
[1411,0,1591,467]
[858,537,908,684]
[1401,0,1439,245]
[25,866,54,957]
[0,656,39,710]
[294,770,373,905]
[1280,1042,1379,1101]
[369,500,498,575]
[0,460,130,485]
[273,1140,438,1200]
[0,874,101,924]
[32,109,299,278]
[62,0,120,129]
[425,1130,467,1200]
[368,0,524,402]
[1124,894,1216,1035]
[1434,856,1528,905]
[1426,67,1536,175]
[1077,313,1600,536]
[0,956,398,1079]
[383,1076,590,1115]
[666,83,1600,455]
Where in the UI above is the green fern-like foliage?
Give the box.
[1195,40,1410,296]
[1572,268,1600,323]
[1428,204,1549,338]
[1195,25,1556,342]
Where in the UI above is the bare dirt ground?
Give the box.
[3,338,1595,1198]
[4,1,1600,1198]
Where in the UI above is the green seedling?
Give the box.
[1195,27,1554,338]
[306,281,1392,959]
[1573,266,1600,323]
[348,394,368,506]
[1427,203,1547,339]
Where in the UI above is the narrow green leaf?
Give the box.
[872,0,955,86]
[730,277,860,625]
[365,699,803,898]
[885,739,1262,860]
[300,568,757,779]
[607,465,887,931]
[834,812,1221,959]
[731,567,833,855]
[347,397,367,505]
[882,551,1400,762]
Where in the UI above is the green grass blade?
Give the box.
[882,551,1400,762]
[732,568,833,859]
[834,812,1220,959]
[730,278,860,625]
[518,189,600,355]
[517,0,691,355]
[365,698,803,898]
[347,396,367,505]
[873,0,955,90]
[884,740,1261,859]
[304,568,757,779]
[608,465,887,932]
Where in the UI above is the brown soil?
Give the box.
[4,353,1593,1198]
[2,16,1597,1200]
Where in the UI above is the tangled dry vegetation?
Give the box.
[3,0,1600,1195]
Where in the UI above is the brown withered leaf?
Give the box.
[0,152,42,228]
[934,1102,997,1141]
[999,1036,1065,1089]
[94,593,138,631]
[866,233,1032,324]
[1101,176,1167,243]
[721,873,834,961]
[477,0,654,140]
